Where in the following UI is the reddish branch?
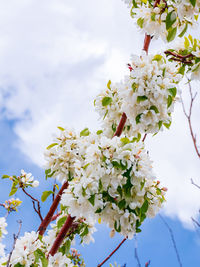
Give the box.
[38,181,68,235]
[181,79,200,158]
[143,34,151,54]
[165,51,194,64]
[113,112,127,137]
[154,0,161,8]
[48,215,75,257]
[22,188,43,221]
[97,237,127,267]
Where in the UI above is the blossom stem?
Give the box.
[37,181,68,235]
[48,215,75,257]
[97,237,127,267]
[113,112,127,137]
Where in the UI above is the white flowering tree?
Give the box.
[0,0,200,266]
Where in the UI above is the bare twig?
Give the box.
[143,34,151,54]
[191,178,200,190]
[181,78,200,158]
[191,217,200,228]
[97,238,127,267]
[142,134,147,142]
[159,215,182,267]
[22,188,43,221]
[134,234,141,267]
[7,220,22,267]
[165,50,194,60]
[38,181,68,236]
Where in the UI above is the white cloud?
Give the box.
[0,0,199,227]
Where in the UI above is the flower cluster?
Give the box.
[165,35,200,80]
[59,132,166,239]
[122,0,200,42]
[95,53,182,137]
[2,169,39,196]
[0,217,7,261]
[2,198,22,212]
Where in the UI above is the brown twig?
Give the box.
[191,217,200,228]
[170,57,193,65]
[145,261,151,267]
[159,215,182,267]
[165,50,194,60]
[22,188,43,221]
[113,113,127,137]
[48,215,75,257]
[142,134,147,142]
[97,237,127,267]
[51,211,62,222]
[154,0,161,8]
[38,181,68,236]
[181,78,200,158]
[7,220,22,267]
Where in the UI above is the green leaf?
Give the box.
[46,143,58,150]
[9,184,18,196]
[168,87,177,97]
[114,221,121,232]
[83,163,90,170]
[41,258,48,267]
[141,200,149,214]
[132,82,138,92]
[167,95,173,108]
[150,105,159,114]
[167,27,177,42]
[118,199,126,210]
[178,23,188,38]
[102,97,112,106]
[98,180,103,191]
[88,194,95,206]
[57,216,67,229]
[178,65,185,75]
[120,137,130,145]
[184,37,190,49]
[107,80,111,89]
[41,191,54,202]
[95,208,102,213]
[137,95,148,103]
[189,0,196,7]
[158,121,163,130]
[153,55,163,61]
[57,126,65,131]
[80,226,89,237]
[163,121,171,129]
[137,17,144,28]
[80,128,90,137]
[132,0,138,8]
[14,264,25,267]
[112,160,121,169]
[166,11,177,30]
[135,113,142,124]
[2,175,10,179]
[96,130,103,135]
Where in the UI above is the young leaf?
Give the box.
[88,194,95,206]
[137,95,148,102]
[80,128,90,137]
[102,97,112,106]
[150,105,159,114]
[166,11,176,30]
[167,95,173,108]
[168,87,177,97]
[41,191,54,202]
[167,27,177,42]
[46,143,58,150]
[107,80,111,89]
[135,113,142,124]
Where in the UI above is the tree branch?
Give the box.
[159,215,182,267]
[97,238,127,267]
[181,79,200,158]
[7,220,22,267]
[48,215,75,257]
[38,181,68,236]
[134,235,141,267]
[113,113,127,137]
[22,188,43,221]
[191,178,200,190]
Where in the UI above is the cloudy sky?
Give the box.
[0,0,200,266]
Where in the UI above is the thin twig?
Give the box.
[191,217,200,228]
[165,50,194,60]
[97,238,127,267]
[181,78,200,158]
[134,234,141,267]
[142,134,147,142]
[159,215,183,267]
[145,261,151,267]
[7,220,22,267]
[22,188,43,221]
[191,178,200,189]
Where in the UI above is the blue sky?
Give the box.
[0,0,200,266]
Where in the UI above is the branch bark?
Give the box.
[113,113,127,137]
[38,181,68,236]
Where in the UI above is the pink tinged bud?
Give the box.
[162,187,168,192]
